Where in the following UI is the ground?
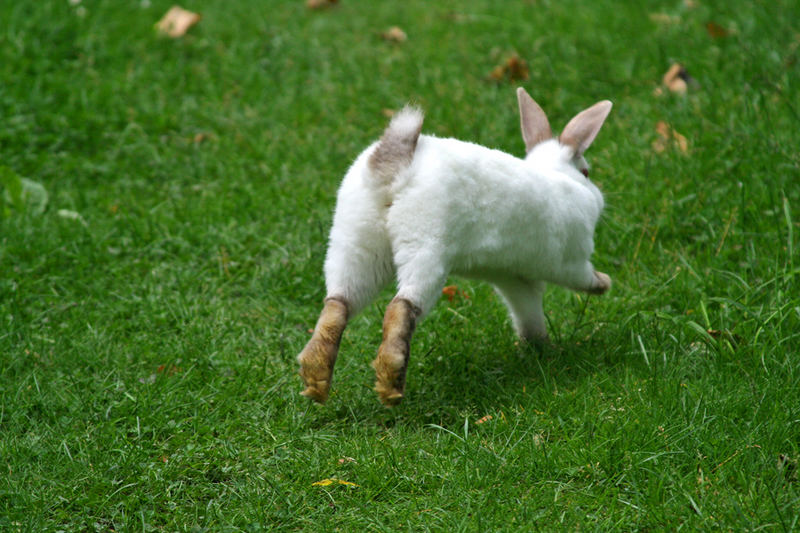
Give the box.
[1,0,798,530]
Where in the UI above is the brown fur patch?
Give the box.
[367,109,423,184]
[371,298,419,406]
[297,298,348,403]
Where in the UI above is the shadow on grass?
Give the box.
[297,323,633,430]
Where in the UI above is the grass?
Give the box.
[1,0,799,530]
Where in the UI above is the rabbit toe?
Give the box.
[588,271,611,294]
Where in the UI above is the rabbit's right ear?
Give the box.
[559,100,612,157]
[517,88,552,153]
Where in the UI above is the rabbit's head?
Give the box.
[517,87,612,181]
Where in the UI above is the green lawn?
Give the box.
[2,0,799,530]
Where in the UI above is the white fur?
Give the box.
[386,106,424,140]
[322,93,611,339]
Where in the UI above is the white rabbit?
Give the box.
[298,88,613,406]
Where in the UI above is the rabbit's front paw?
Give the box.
[588,271,611,295]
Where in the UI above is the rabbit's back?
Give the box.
[386,135,602,285]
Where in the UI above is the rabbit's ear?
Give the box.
[517,87,552,153]
[559,100,612,157]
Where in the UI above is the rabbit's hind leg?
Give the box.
[297,297,349,403]
[371,297,421,406]
[298,230,393,404]
[372,250,445,406]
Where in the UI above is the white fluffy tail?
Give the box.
[368,106,424,185]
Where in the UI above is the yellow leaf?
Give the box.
[312,478,358,487]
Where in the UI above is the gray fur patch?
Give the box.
[368,107,424,184]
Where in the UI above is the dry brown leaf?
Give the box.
[652,121,689,154]
[193,132,212,144]
[156,363,182,376]
[381,108,396,119]
[705,21,730,39]
[489,54,529,83]
[652,122,670,153]
[306,0,338,9]
[381,26,407,43]
[442,285,459,301]
[475,415,493,425]
[707,328,742,346]
[156,6,201,38]
[671,130,688,153]
[662,63,688,94]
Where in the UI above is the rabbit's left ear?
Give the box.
[517,88,552,153]
[559,100,612,157]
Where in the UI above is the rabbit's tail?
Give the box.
[368,106,424,186]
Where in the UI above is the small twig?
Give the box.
[711,444,761,473]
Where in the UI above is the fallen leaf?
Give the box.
[707,328,742,346]
[193,132,212,144]
[338,456,356,464]
[442,285,459,301]
[306,0,338,9]
[156,364,182,376]
[381,108,396,118]
[652,121,689,154]
[489,54,529,83]
[156,6,201,38]
[705,21,729,39]
[381,26,407,43]
[312,478,358,487]
[662,63,689,94]
[649,13,679,25]
[652,121,670,152]
[475,414,493,425]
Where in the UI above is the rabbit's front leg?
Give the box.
[566,263,612,295]
[493,278,548,341]
[297,297,348,403]
[587,270,611,295]
[371,297,421,406]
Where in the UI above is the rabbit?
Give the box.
[297,87,613,406]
